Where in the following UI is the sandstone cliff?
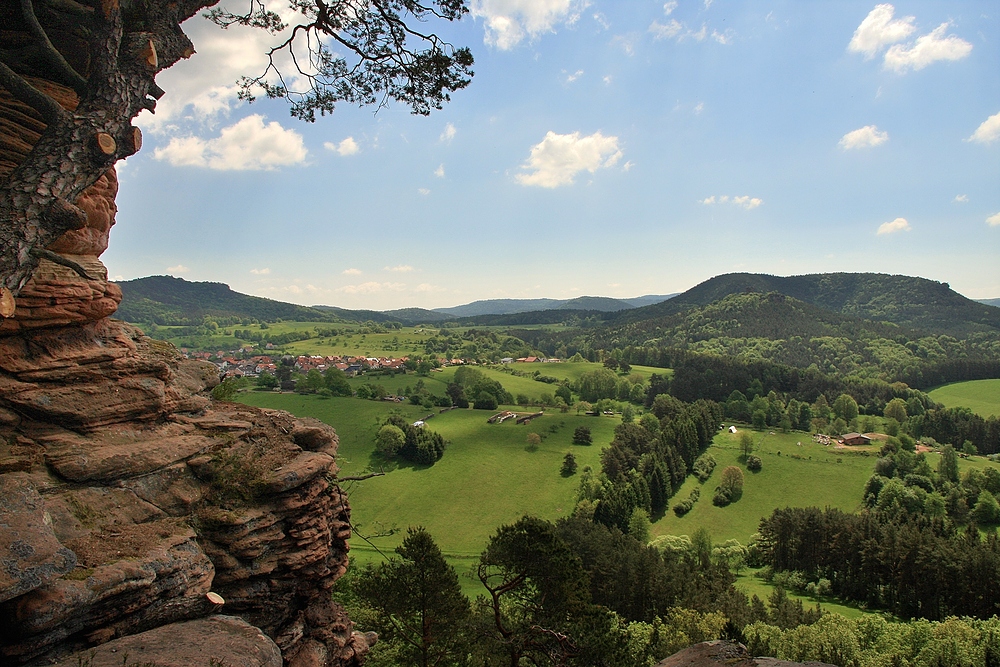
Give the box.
[0,78,370,666]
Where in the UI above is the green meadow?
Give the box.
[237,381,1000,603]
[144,321,442,356]
[236,392,619,593]
[652,428,874,545]
[928,378,1000,418]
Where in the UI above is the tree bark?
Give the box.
[0,0,218,304]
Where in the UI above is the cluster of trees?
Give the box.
[342,516,816,667]
[744,613,1000,667]
[233,328,313,346]
[575,368,649,404]
[422,329,543,361]
[756,505,1000,620]
[576,395,723,534]
[863,439,1000,525]
[913,406,1000,456]
[377,415,446,465]
[448,367,514,410]
[712,467,744,507]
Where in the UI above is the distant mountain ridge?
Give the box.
[115,276,671,325]
[115,273,998,339]
[979,298,1000,308]
[431,294,677,317]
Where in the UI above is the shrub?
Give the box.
[746,455,762,472]
[672,487,701,516]
[526,432,541,452]
[693,453,717,482]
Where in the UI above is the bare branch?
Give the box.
[20,0,89,96]
[338,471,386,481]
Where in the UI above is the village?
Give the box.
[178,347,562,382]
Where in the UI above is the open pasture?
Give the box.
[929,378,1000,418]
[236,392,619,572]
[652,428,875,545]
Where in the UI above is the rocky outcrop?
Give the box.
[658,641,837,667]
[0,387,371,665]
[50,615,284,667]
[0,74,369,667]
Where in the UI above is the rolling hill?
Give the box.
[612,272,1000,336]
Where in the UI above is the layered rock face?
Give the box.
[0,79,370,665]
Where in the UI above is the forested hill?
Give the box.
[612,272,1000,336]
[116,276,342,324]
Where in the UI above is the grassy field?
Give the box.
[928,378,1000,418]
[146,321,441,357]
[236,384,1000,605]
[236,391,620,594]
[651,428,876,545]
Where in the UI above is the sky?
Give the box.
[104,0,1000,310]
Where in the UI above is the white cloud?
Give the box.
[515,131,623,188]
[566,69,584,83]
[663,1,678,15]
[711,29,733,45]
[839,125,889,150]
[649,19,683,40]
[154,115,307,170]
[968,112,1000,144]
[732,196,763,210]
[336,282,406,294]
[342,268,362,275]
[848,4,915,58]
[704,0,713,8]
[434,164,446,178]
[386,265,414,272]
[681,24,708,42]
[167,264,189,274]
[877,217,911,235]
[440,122,457,143]
[694,102,705,115]
[622,160,634,172]
[136,8,308,132]
[414,283,445,293]
[987,212,1000,227]
[701,195,763,209]
[417,188,431,196]
[611,33,639,56]
[602,75,613,85]
[325,137,359,156]
[472,0,586,50]
[250,267,270,275]
[953,194,968,203]
[592,13,610,30]
[883,23,972,72]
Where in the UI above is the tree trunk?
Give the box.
[0,0,216,309]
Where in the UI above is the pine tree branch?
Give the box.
[0,59,65,125]
[20,0,89,96]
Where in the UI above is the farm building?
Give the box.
[840,433,871,446]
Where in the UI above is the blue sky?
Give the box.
[105,1,1000,310]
